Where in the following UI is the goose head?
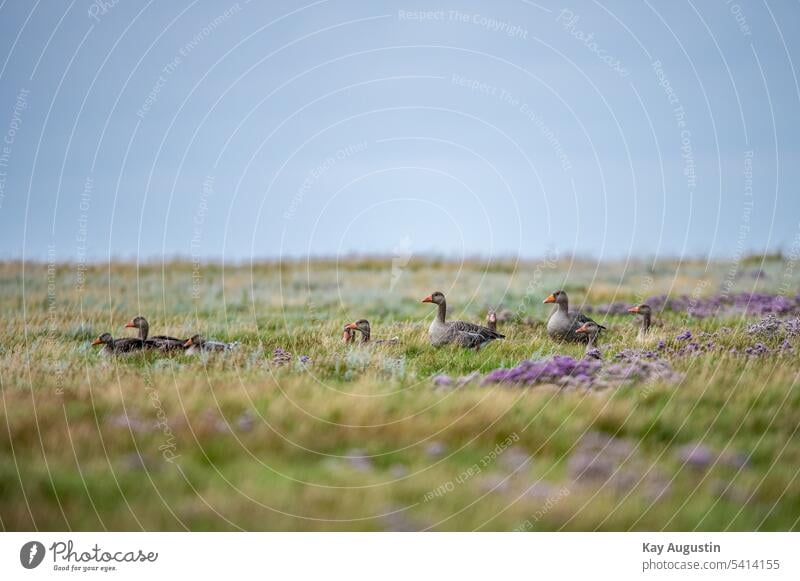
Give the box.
[543,290,568,306]
[627,304,652,317]
[344,319,371,340]
[91,333,113,347]
[184,334,204,348]
[575,321,601,336]
[421,291,445,305]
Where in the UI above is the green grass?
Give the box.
[0,257,798,531]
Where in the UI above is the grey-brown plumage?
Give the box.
[91,333,146,354]
[628,304,652,338]
[486,310,498,332]
[344,319,399,345]
[183,334,237,354]
[575,321,603,349]
[544,290,605,343]
[422,292,504,350]
[125,316,185,351]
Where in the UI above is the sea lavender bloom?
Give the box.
[484,356,601,387]
[744,343,770,356]
[585,347,602,360]
[746,314,782,337]
[432,374,453,386]
[676,330,692,341]
[272,347,293,365]
[783,318,800,338]
[645,292,800,318]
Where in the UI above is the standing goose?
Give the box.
[183,334,237,354]
[91,333,146,355]
[343,319,399,345]
[422,292,504,350]
[628,304,652,339]
[125,316,185,352]
[544,290,605,343]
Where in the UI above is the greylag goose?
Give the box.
[628,304,652,338]
[125,316,185,351]
[342,326,356,344]
[487,310,498,332]
[544,290,605,343]
[343,319,399,345]
[422,292,504,350]
[183,334,237,354]
[575,321,603,350]
[91,333,145,354]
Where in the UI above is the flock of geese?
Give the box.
[91,290,653,356]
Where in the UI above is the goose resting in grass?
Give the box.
[628,304,652,339]
[91,333,145,355]
[125,316,185,351]
[183,334,237,354]
[343,319,399,345]
[575,321,603,350]
[544,290,605,343]
[422,291,504,350]
[342,326,356,344]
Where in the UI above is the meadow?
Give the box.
[1,255,799,531]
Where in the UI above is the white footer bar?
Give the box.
[1,532,797,580]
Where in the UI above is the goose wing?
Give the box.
[571,312,606,330]
[146,335,186,351]
[112,338,146,353]
[448,320,505,348]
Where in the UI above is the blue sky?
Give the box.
[0,0,798,261]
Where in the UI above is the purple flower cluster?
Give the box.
[272,347,293,365]
[784,318,800,337]
[676,330,692,341]
[746,314,782,337]
[483,354,681,389]
[744,343,770,356]
[484,355,601,387]
[599,359,683,386]
[644,292,800,318]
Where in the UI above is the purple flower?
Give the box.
[432,374,453,386]
[644,292,800,318]
[676,330,692,341]
[783,318,800,337]
[747,314,782,337]
[744,343,770,356]
[484,355,601,386]
[272,347,293,365]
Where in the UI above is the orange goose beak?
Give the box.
[543,294,556,304]
[575,323,589,334]
[91,338,103,346]
[627,306,640,314]
[421,295,433,303]
[183,338,193,347]
[124,319,136,328]
[344,322,358,330]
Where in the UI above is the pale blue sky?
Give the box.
[0,0,798,261]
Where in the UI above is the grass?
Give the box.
[0,257,798,531]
